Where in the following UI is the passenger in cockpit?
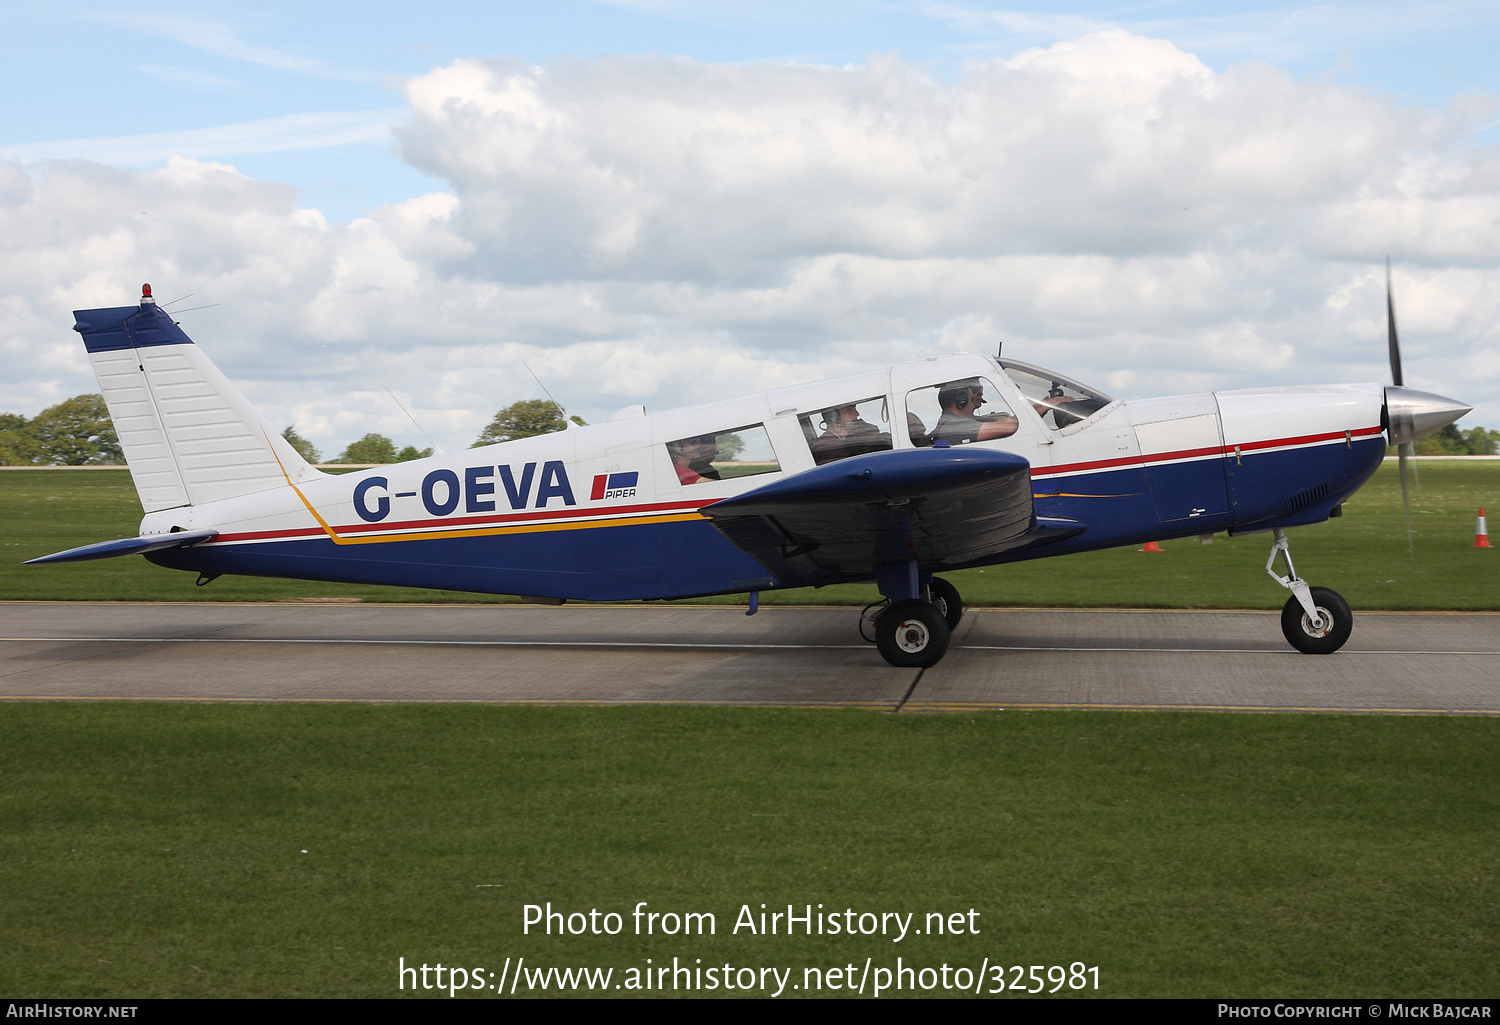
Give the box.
[932,379,1018,445]
[667,434,719,484]
[822,404,884,448]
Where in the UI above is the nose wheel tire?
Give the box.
[926,577,964,631]
[875,599,951,668]
[1280,586,1353,654]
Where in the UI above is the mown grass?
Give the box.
[1,703,1496,998]
[2,462,1496,608]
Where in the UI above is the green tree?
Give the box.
[472,400,585,447]
[339,433,398,464]
[281,425,321,465]
[1461,426,1500,455]
[716,433,746,460]
[1414,424,1464,455]
[396,445,434,462]
[25,395,121,465]
[1415,424,1492,456]
[0,412,33,465]
[1401,424,1498,456]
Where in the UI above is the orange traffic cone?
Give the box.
[1476,507,1491,548]
[1139,541,1164,553]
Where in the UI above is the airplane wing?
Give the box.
[701,448,1084,587]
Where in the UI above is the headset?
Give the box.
[938,386,971,410]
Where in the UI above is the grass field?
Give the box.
[1,703,1496,998]
[3,462,1496,608]
[3,467,1498,999]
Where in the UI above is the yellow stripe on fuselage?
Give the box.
[304,511,706,546]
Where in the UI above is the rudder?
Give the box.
[74,286,324,512]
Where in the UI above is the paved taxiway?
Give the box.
[2,602,1497,714]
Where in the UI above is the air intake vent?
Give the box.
[1286,483,1329,512]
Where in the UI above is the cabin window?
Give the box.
[666,424,781,485]
[798,396,894,466]
[905,376,1019,447]
[997,360,1113,430]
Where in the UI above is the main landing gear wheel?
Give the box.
[1280,586,1353,655]
[926,577,963,631]
[875,599,951,668]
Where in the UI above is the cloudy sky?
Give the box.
[3,1,1497,456]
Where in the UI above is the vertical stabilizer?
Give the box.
[74,288,325,512]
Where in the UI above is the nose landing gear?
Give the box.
[1267,529,1353,654]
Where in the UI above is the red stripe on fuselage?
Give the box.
[1035,425,1382,479]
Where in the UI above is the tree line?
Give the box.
[1402,424,1500,456]
[0,395,585,466]
[318,398,587,463]
[6,394,1496,466]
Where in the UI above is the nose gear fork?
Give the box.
[1266,529,1325,632]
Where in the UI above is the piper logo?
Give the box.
[590,471,639,501]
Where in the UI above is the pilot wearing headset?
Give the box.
[931,378,1019,445]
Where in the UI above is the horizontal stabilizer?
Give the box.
[702,447,1076,585]
[25,529,219,565]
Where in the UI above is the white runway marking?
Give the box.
[4,637,1497,656]
[0,636,866,650]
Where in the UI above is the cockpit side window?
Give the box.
[666,423,781,486]
[905,376,1019,447]
[998,361,1113,431]
[797,397,893,466]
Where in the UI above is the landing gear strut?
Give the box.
[925,576,964,631]
[1267,529,1353,654]
[866,565,964,668]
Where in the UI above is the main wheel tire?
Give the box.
[1280,586,1353,654]
[875,599,951,668]
[927,577,964,631]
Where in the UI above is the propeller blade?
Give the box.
[1398,441,1414,556]
[1386,257,1404,387]
[1386,259,1418,520]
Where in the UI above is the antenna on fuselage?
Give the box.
[519,358,578,429]
[384,386,445,456]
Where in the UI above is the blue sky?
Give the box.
[8,1,1499,222]
[2,2,1497,453]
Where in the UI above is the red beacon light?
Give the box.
[141,283,154,303]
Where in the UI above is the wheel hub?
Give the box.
[1300,607,1331,638]
[894,618,930,653]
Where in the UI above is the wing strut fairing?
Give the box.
[701,447,1084,588]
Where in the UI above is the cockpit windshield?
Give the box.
[997,359,1113,431]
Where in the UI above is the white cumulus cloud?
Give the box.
[2,31,1497,458]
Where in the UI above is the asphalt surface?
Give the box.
[1,602,1497,714]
